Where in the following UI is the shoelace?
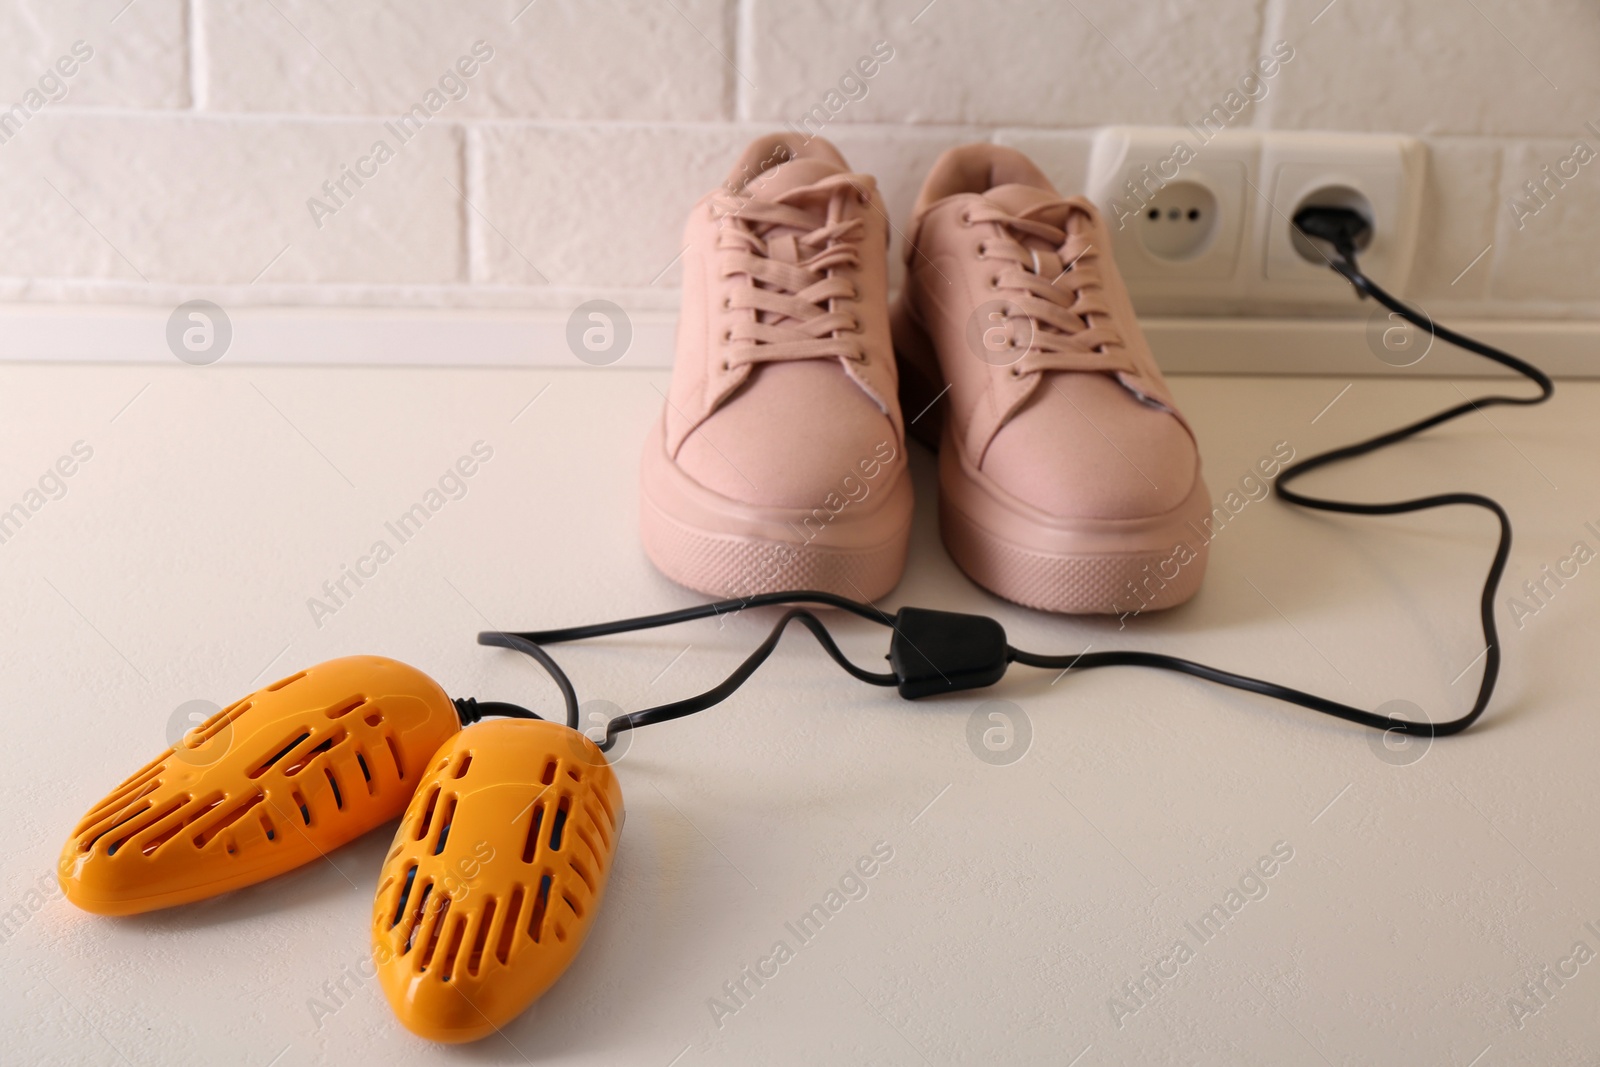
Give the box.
[712,173,875,369]
[966,199,1133,378]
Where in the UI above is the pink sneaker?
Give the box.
[891,144,1212,615]
[640,134,913,601]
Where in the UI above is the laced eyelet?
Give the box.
[721,329,733,343]
[960,211,974,227]
[989,275,1001,290]
[722,297,732,310]
[722,361,732,371]
[1008,366,1022,377]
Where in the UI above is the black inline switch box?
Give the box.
[889,606,1009,700]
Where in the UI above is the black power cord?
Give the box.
[452,697,545,726]
[481,209,1554,752]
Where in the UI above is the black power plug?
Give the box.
[1292,205,1373,261]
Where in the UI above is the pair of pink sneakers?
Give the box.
[640,134,1212,616]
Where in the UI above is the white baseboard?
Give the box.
[0,304,1593,376]
[1141,317,1597,376]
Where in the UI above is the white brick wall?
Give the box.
[0,0,1596,324]
[0,114,464,285]
[199,0,730,119]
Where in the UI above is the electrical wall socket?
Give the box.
[1084,126,1426,315]
[1258,131,1427,303]
[1085,127,1256,311]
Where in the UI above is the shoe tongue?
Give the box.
[744,157,843,198]
[983,182,1062,216]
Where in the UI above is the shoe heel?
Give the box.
[891,297,945,450]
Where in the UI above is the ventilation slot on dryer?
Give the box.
[75,768,164,837]
[567,855,595,895]
[281,728,347,777]
[323,695,365,719]
[188,700,252,746]
[591,787,617,834]
[354,749,374,794]
[77,793,156,851]
[432,795,457,855]
[529,873,552,943]
[574,824,603,871]
[402,881,434,954]
[385,734,405,780]
[413,786,441,842]
[391,864,418,929]
[193,791,265,849]
[135,795,212,856]
[290,788,310,825]
[106,796,188,856]
[521,802,546,864]
[585,802,611,852]
[495,886,524,964]
[418,894,454,973]
[248,730,311,780]
[466,896,496,977]
[263,671,307,692]
[549,796,570,852]
[435,913,467,981]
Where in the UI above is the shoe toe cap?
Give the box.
[674,362,903,509]
[981,373,1198,520]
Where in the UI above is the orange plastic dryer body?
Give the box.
[60,656,461,916]
[373,718,625,1043]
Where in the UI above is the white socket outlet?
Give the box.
[1258,131,1427,303]
[1085,127,1255,312]
[1084,126,1426,314]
